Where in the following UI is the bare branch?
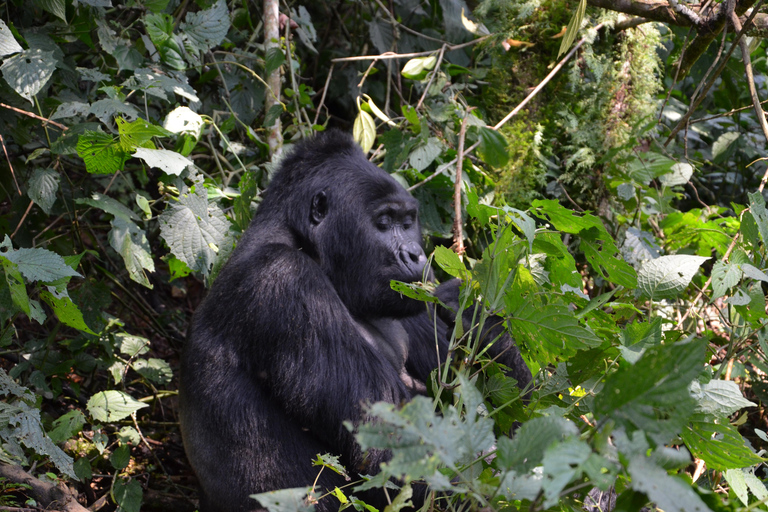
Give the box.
[264,0,282,158]
[0,464,88,512]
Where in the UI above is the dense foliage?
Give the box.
[1,0,767,511]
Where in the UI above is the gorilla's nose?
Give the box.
[399,242,427,275]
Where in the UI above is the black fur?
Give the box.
[179,131,531,512]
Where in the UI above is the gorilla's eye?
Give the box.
[402,216,414,230]
[376,215,392,230]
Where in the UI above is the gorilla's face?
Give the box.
[310,174,428,320]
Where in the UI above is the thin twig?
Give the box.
[0,133,21,195]
[416,44,447,111]
[453,112,471,255]
[313,63,334,126]
[0,102,68,130]
[331,36,490,63]
[10,201,33,239]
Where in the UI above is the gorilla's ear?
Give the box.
[310,191,328,225]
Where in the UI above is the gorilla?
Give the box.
[179,131,531,512]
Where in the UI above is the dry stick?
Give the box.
[453,112,472,255]
[732,12,768,190]
[10,201,34,239]
[0,102,68,131]
[0,133,21,195]
[664,0,765,146]
[409,22,607,192]
[330,36,490,64]
[264,0,282,158]
[313,63,334,126]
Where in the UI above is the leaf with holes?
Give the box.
[637,255,709,300]
[0,49,56,103]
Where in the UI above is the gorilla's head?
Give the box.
[257,131,428,319]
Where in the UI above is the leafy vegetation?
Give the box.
[1,0,768,511]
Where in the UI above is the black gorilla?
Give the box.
[179,131,531,512]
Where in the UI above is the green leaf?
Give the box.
[712,132,739,162]
[265,47,285,77]
[496,415,579,472]
[557,0,586,58]
[108,217,155,288]
[159,182,231,276]
[1,256,29,315]
[87,390,148,422]
[48,410,86,444]
[507,301,602,359]
[595,339,707,444]
[250,487,316,512]
[476,127,509,168]
[619,318,662,364]
[76,192,140,221]
[401,55,437,79]
[637,255,709,300]
[116,116,170,151]
[133,358,172,385]
[711,261,743,299]
[9,402,76,478]
[690,380,756,417]
[660,162,694,187]
[681,421,765,470]
[114,478,143,512]
[433,246,469,280]
[628,455,712,512]
[36,0,66,21]
[181,0,230,53]
[110,443,131,470]
[0,49,56,103]
[40,289,96,334]
[353,109,376,154]
[114,333,150,357]
[76,131,128,174]
[27,168,60,214]
[0,236,81,283]
[408,137,442,171]
[74,458,92,480]
[0,20,23,57]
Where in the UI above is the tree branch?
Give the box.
[0,464,88,512]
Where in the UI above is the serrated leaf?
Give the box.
[10,403,75,478]
[114,333,150,357]
[159,183,231,275]
[628,455,711,512]
[133,147,193,176]
[76,131,128,174]
[637,255,709,300]
[0,20,23,57]
[558,0,586,58]
[681,421,765,470]
[109,217,155,288]
[48,410,86,444]
[114,478,142,512]
[0,237,81,283]
[353,109,376,154]
[408,137,442,171]
[0,49,56,103]
[40,290,95,334]
[497,415,579,472]
[87,390,148,422]
[133,358,172,384]
[26,168,60,214]
[690,380,756,417]
[110,444,131,470]
[116,116,169,151]
[181,0,229,53]
[434,246,469,279]
[711,261,742,299]
[265,46,285,76]
[660,162,694,187]
[89,98,140,125]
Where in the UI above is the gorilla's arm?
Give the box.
[245,246,412,469]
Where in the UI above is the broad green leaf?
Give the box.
[558,0,586,58]
[87,390,148,422]
[401,56,436,79]
[637,255,709,300]
[690,380,756,417]
[27,168,60,214]
[114,478,142,512]
[740,263,768,282]
[1,256,29,315]
[496,415,578,472]
[36,0,66,21]
[619,318,662,364]
[108,217,155,288]
[114,333,150,357]
[0,49,56,103]
[681,421,765,470]
[163,106,204,136]
[48,410,86,444]
[110,444,131,470]
[116,116,169,151]
[132,68,199,102]
[507,301,602,359]
[711,261,742,299]
[595,339,707,444]
[9,403,75,478]
[724,469,749,506]
[76,131,128,174]
[408,137,442,171]
[741,210,760,249]
[581,235,638,288]
[712,132,739,162]
[250,487,316,512]
[749,191,768,247]
[353,109,376,154]
[159,183,231,276]
[476,127,509,168]
[133,147,193,176]
[0,20,22,57]
[390,281,440,304]
[433,246,468,279]
[76,192,139,221]
[89,98,140,125]
[181,0,230,53]
[40,290,95,334]
[627,152,676,185]
[136,194,151,219]
[133,358,173,385]
[265,47,285,77]
[0,236,81,283]
[659,162,694,187]
[628,455,712,512]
